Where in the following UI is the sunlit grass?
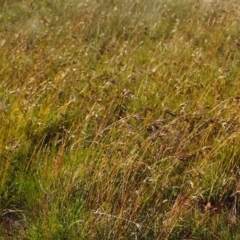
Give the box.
[1,0,240,239]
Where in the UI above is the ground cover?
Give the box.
[1,0,240,239]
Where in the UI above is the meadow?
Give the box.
[1,0,240,239]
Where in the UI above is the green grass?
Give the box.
[1,0,240,239]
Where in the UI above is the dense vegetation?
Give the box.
[1,0,240,239]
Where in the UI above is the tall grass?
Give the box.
[1,0,240,239]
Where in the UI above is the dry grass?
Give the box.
[1,0,240,239]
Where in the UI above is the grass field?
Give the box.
[1,0,240,239]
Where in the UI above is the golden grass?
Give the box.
[1,0,240,239]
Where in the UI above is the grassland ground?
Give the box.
[1,0,240,239]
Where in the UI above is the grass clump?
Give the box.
[1,0,240,239]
